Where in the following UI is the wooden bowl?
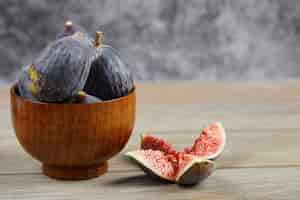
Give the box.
[10,85,135,180]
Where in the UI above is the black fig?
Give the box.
[18,34,93,102]
[84,31,134,100]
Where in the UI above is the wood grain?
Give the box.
[0,168,299,199]
[10,85,136,179]
[0,81,299,199]
[2,126,300,174]
[137,80,300,105]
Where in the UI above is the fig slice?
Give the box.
[140,122,226,160]
[126,150,175,182]
[185,122,226,160]
[125,150,215,185]
[129,122,225,184]
[175,153,216,185]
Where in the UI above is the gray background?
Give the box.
[1,0,300,82]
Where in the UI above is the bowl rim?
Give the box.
[11,83,136,105]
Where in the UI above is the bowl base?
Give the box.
[42,162,108,180]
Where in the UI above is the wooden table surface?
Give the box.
[1,80,300,199]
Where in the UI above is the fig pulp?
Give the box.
[141,134,177,155]
[141,122,226,160]
[184,122,226,160]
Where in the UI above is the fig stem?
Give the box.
[95,31,103,48]
[65,20,73,30]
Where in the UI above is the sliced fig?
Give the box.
[84,31,134,100]
[21,34,94,102]
[184,122,226,160]
[125,150,215,185]
[141,134,177,155]
[140,122,226,160]
[126,150,175,182]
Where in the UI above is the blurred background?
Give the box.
[1,0,300,83]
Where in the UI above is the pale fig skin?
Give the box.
[17,64,37,101]
[17,64,46,102]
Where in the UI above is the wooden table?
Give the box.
[1,81,300,199]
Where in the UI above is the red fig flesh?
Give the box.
[184,122,226,160]
[141,122,226,160]
[141,134,177,155]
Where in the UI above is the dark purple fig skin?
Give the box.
[84,46,134,100]
[30,34,94,102]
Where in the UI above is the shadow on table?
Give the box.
[104,174,169,186]
[105,174,212,188]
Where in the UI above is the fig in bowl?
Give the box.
[12,22,136,180]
